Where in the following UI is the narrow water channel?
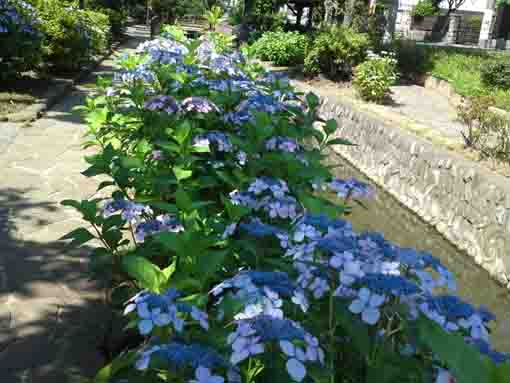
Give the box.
[327,150,510,352]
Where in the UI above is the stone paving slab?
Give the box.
[0,24,149,382]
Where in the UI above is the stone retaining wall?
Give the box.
[312,93,510,288]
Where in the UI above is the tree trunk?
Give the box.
[307,5,314,29]
[296,5,304,26]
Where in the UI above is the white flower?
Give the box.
[348,288,385,325]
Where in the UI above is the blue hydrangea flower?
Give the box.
[135,342,227,371]
[265,136,300,153]
[134,214,184,242]
[348,287,386,325]
[136,38,188,65]
[328,178,374,199]
[239,219,285,238]
[102,199,152,223]
[193,132,233,152]
[360,274,421,296]
[190,366,225,383]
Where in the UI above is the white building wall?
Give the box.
[398,0,490,12]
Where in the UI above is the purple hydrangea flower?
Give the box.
[144,95,180,114]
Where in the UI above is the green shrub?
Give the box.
[480,61,510,90]
[34,0,110,71]
[458,96,510,165]
[251,30,309,66]
[304,26,371,78]
[207,31,236,54]
[87,0,128,36]
[412,0,440,17]
[352,51,398,103]
[0,0,44,79]
[457,95,496,147]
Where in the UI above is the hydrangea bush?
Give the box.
[64,28,510,383]
[0,0,44,79]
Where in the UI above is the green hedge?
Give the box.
[251,30,309,66]
[33,0,111,72]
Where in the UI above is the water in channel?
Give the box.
[327,150,510,352]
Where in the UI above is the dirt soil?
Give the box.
[0,76,53,116]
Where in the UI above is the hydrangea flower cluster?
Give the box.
[125,288,209,335]
[229,178,301,220]
[102,198,153,223]
[70,29,510,383]
[228,316,324,381]
[134,214,184,242]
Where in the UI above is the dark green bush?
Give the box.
[251,30,309,66]
[304,26,371,78]
[480,61,510,90]
[0,0,44,79]
[33,0,111,71]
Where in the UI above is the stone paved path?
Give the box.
[0,24,149,382]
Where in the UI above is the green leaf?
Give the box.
[416,318,491,383]
[97,181,116,191]
[324,119,337,136]
[94,351,136,383]
[327,138,356,146]
[305,92,320,108]
[195,250,228,282]
[298,192,344,219]
[173,166,193,182]
[176,188,193,212]
[61,199,82,210]
[489,361,510,383]
[150,202,178,214]
[175,120,191,144]
[60,228,95,248]
[156,232,184,253]
[161,261,177,283]
[334,301,372,355]
[121,255,162,292]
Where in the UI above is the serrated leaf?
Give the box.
[175,120,191,144]
[121,255,162,292]
[60,227,95,247]
[173,166,193,182]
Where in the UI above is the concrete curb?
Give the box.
[1,38,126,124]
